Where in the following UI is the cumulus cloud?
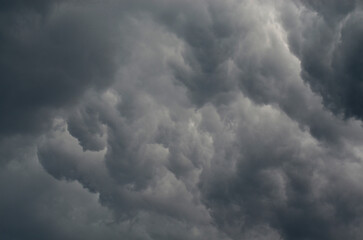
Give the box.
[1,0,363,240]
[283,0,363,120]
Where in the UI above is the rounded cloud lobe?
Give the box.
[2,1,363,240]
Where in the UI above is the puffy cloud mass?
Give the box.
[1,0,363,239]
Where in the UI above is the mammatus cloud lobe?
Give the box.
[1,1,363,240]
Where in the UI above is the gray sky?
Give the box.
[1,0,363,239]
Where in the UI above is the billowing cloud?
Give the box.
[1,1,363,240]
[283,0,363,120]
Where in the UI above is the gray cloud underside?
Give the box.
[1,0,363,240]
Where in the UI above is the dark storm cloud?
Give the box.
[283,0,363,121]
[0,0,121,136]
[0,136,122,240]
[299,0,357,21]
[197,97,363,240]
[2,1,363,240]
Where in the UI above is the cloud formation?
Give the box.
[1,1,363,239]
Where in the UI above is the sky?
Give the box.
[1,0,363,239]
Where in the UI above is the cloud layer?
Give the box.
[1,1,363,239]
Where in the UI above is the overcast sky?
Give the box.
[1,0,363,239]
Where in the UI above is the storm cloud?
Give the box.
[1,0,363,239]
